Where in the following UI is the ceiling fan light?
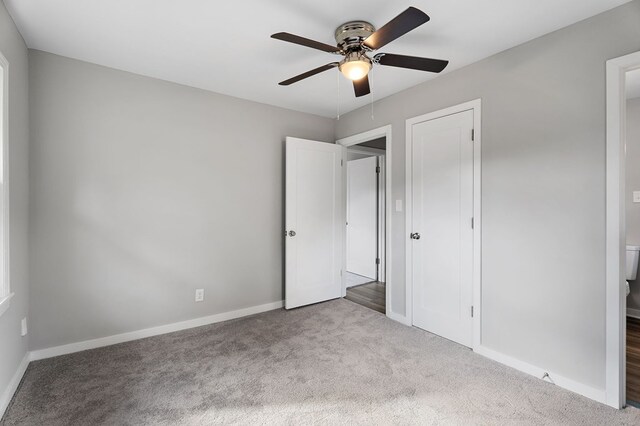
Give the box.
[339,55,372,81]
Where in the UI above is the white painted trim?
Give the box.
[347,146,385,156]
[0,302,284,417]
[0,51,10,309]
[0,352,29,419]
[472,103,482,350]
[337,126,391,147]
[386,310,411,326]
[475,345,607,405]
[336,125,393,321]
[405,123,412,327]
[0,292,14,318]
[405,99,482,350]
[378,156,386,283]
[342,148,386,282]
[343,151,386,282]
[606,50,640,409]
[30,301,284,361]
[628,308,640,320]
[341,144,347,297]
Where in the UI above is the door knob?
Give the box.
[289,230,296,237]
[410,232,421,240]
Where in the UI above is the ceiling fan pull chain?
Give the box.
[336,67,341,120]
[369,70,374,121]
[370,95,374,121]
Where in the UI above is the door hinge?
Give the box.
[341,159,344,166]
[376,258,380,265]
[471,306,474,317]
[471,129,475,141]
[376,166,381,173]
[471,217,474,229]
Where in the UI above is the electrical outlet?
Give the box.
[195,289,205,302]
[634,191,640,203]
[21,318,27,336]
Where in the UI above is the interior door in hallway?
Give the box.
[285,137,343,309]
[347,156,378,280]
[410,109,474,347]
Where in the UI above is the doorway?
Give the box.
[337,126,392,317]
[627,68,640,407]
[605,50,640,409]
[406,100,481,349]
[344,141,386,313]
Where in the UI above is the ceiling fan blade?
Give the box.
[375,53,448,73]
[271,32,340,53]
[353,75,370,97]
[363,7,430,50]
[279,62,339,86]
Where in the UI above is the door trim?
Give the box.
[0,51,11,317]
[345,149,386,282]
[336,125,393,321]
[345,145,386,282]
[405,99,482,349]
[345,155,379,280]
[605,50,640,409]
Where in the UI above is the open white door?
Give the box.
[285,137,343,309]
[346,156,378,280]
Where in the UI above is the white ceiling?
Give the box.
[627,69,640,100]
[5,0,632,117]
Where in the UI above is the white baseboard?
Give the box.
[6,303,609,416]
[30,300,284,361]
[386,310,411,326]
[627,308,640,319]
[474,345,606,405]
[1,301,284,419]
[0,352,30,420]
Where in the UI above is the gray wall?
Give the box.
[0,0,29,404]
[335,1,640,391]
[627,98,640,310]
[16,0,640,398]
[28,50,335,350]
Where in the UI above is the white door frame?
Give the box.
[605,50,640,409]
[0,51,11,318]
[346,146,386,281]
[405,99,482,349]
[337,125,393,319]
[347,146,386,157]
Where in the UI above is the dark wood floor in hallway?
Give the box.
[345,281,385,314]
[628,316,640,404]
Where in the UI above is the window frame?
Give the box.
[0,50,11,318]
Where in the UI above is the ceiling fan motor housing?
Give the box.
[334,21,376,52]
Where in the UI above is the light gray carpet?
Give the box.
[2,298,640,425]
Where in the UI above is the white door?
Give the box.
[410,110,474,347]
[347,156,378,280]
[285,137,343,309]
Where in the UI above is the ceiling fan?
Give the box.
[271,7,448,98]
